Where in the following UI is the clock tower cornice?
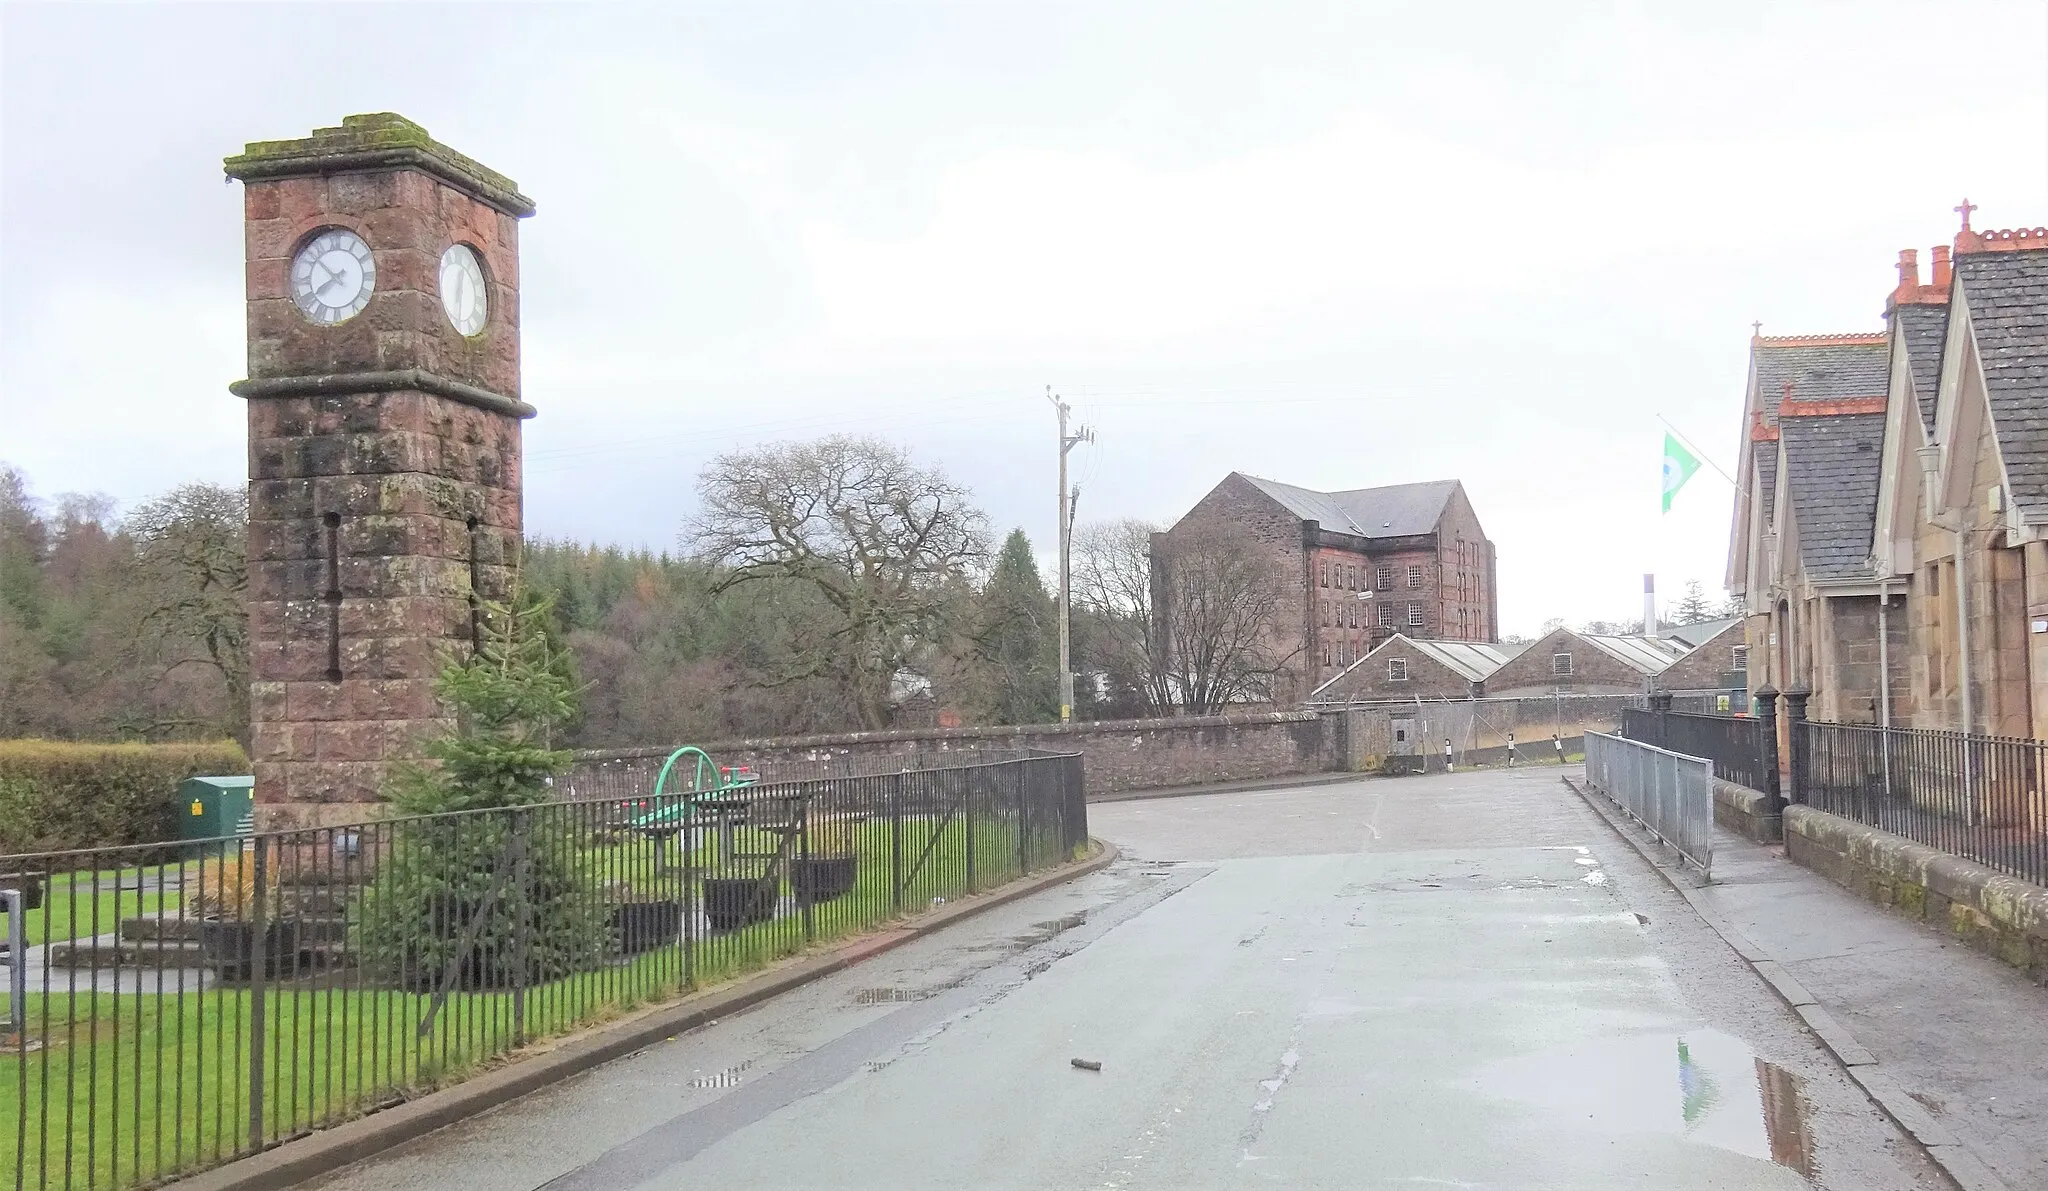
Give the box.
[224,112,536,219]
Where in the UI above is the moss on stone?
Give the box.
[225,113,530,215]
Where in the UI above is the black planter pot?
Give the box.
[198,918,301,979]
[791,855,859,906]
[0,872,44,911]
[701,877,777,934]
[609,900,684,954]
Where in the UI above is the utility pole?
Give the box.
[1050,387,1093,723]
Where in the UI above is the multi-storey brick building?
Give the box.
[1155,472,1498,702]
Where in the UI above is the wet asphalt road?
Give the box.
[304,767,1947,1190]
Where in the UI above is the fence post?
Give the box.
[890,777,904,912]
[964,770,978,894]
[1754,685,1782,813]
[1648,690,1673,749]
[247,841,268,1152]
[1784,684,1811,806]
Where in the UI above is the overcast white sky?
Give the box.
[3,2,2045,635]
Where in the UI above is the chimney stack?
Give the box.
[1643,573,1657,639]
[1890,248,1921,308]
[1931,244,1952,290]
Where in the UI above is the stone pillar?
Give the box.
[225,114,536,829]
[1754,684,1782,813]
[1783,684,1811,806]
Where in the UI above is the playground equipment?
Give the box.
[627,746,811,933]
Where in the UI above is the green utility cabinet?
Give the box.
[178,775,255,849]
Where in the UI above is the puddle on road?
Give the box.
[1475,1028,1814,1179]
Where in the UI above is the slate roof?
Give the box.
[1582,634,1688,675]
[1239,475,1463,539]
[1894,303,1950,437]
[1779,412,1886,579]
[1664,618,1741,649]
[1755,340,1889,420]
[1955,249,2048,522]
[1753,442,1779,527]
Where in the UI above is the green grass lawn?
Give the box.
[3,813,1075,1189]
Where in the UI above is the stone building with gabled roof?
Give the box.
[1734,203,2048,742]
[1307,634,1511,703]
[1484,627,1686,698]
[1156,472,1497,702]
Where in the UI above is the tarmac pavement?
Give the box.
[300,766,1955,1190]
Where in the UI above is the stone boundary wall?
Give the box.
[1713,780,1782,843]
[1784,805,2048,983]
[572,711,1334,798]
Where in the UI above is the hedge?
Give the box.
[0,740,250,856]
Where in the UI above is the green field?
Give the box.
[3,814,1070,1190]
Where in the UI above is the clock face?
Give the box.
[289,229,375,325]
[438,244,488,336]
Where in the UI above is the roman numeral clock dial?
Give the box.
[289,229,375,325]
[439,243,488,336]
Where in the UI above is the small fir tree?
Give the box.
[355,583,608,990]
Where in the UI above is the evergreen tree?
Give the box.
[976,529,1059,724]
[1673,580,1715,626]
[355,582,608,990]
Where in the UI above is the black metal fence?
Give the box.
[1798,721,2047,887]
[0,751,1085,1190]
[1620,707,1774,794]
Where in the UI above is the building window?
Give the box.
[1376,565,1392,590]
[1459,608,1468,637]
[1732,645,1749,671]
[1407,565,1422,589]
[1389,658,1408,682]
[1407,602,1423,627]
[1320,561,1329,587]
[1378,602,1394,628]
[1346,565,1356,590]
[1322,644,1331,666]
[1321,600,1330,627]
[1552,652,1574,677]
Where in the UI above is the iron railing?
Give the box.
[1621,708,1772,794]
[0,751,1085,1190]
[1798,721,2047,887]
[1584,731,1715,874]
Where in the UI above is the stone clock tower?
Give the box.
[225,114,535,828]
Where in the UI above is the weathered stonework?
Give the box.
[567,713,1337,800]
[1785,805,2048,982]
[228,114,533,828]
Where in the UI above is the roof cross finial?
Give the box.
[1956,197,1977,232]
[1751,320,1763,338]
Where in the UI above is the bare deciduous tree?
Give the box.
[1074,518,1298,716]
[126,483,250,744]
[1154,523,1299,714]
[1072,519,1172,716]
[690,435,989,729]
